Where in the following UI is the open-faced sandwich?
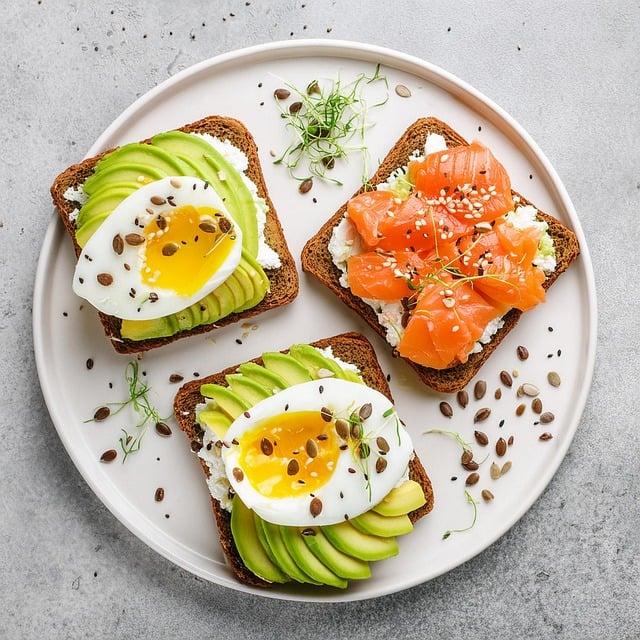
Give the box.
[302,118,580,392]
[51,116,297,353]
[174,332,433,588]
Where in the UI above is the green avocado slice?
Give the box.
[262,353,313,386]
[302,528,371,580]
[83,162,167,196]
[322,522,399,561]
[351,511,413,538]
[288,344,348,380]
[230,498,288,584]
[197,408,232,437]
[200,384,249,420]
[75,186,138,229]
[372,480,426,517]
[95,142,191,176]
[237,363,288,393]
[280,527,347,588]
[225,374,271,405]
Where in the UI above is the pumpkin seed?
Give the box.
[376,436,390,453]
[260,437,274,456]
[150,196,166,205]
[395,84,411,97]
[359,403,372,420]
[490,462,501,480]
[305,438,318,458]
[112,234,124,255]
[155,422,172,436]
[93,406,110,421]
[287,459,299,475]
[162,242,179,256]
[96,273,113,286]
[522,383,540,397]
[335,419,349,439]
[494,389,502,400]
[100,449,117,463]
[515,403,526,416]
[299,178,313,194]
[320,406,333,422]
[500,461,512,476]
[461,449,473,465]
[548,371,561,387]
[154,487,165,502]
[232,467,244,482]
[376,457,387,473]
[274,88,291,100]
[540,411,555,424]
[539,432,553,441]
[309,497,323,517]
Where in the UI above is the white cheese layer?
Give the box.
[62,135,281,270]
[505,204,557,273]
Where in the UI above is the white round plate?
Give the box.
[33,40,596,602]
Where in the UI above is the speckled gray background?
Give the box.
[1,1,638,638]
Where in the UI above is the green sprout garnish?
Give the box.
[423,428,473,452]
[442,491,478,540]
[273,64,388,188]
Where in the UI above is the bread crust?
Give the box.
[50,115,298,354]
[173,331,434,588]
[301,117,580,392]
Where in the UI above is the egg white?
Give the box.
[221,378,414,527]
[72,176,242,320]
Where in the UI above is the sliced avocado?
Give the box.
[83,162,167,196]
[76,186,137,228]
[303,528,371,580]
[120,315,177,341]
[95,142,191,176]
[75,210,111,247]
[259,520,320,584]
[262,353,313,386]
[230,498,288,584]
[225,374,271,405]
[233,264,256,302]
[151,131,259,257]
[175,306,194,331]
[288,344,348,380]
[200,290,222,324]
[351,510,413,538]
[238,363,288,393]
[88,181,144,200]
[322,521,399,561]
[199,384,249,420]
[197,408,232,437]
[253,513,279,567]
[280,527,347,588]
[213,281,237,319]
[224,272,248,310]
[372,480,426,517]
[343,369,363,383]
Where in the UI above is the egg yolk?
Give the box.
[141,205,236,296]
[237,411,340,498]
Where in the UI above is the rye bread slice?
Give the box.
[50,115,298,354]
[301,117,580,393]
[173,331,434,588]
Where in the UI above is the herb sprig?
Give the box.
[273,65,388,187]
[442,491,478,540]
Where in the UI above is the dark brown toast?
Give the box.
[301,117,580,393]
[50,115,298,354]
[173,331,434,588]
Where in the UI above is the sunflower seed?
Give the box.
[97,273,113,286]
[112,234,124,255]
[500,461,512,475]
[457,390,469,408]
[461,449,473,465]
[287,459,300,475]
[310,497,323,517]
[162,242,179,256]
[548,371,561,387]
[320,406,333,422]
[522,383,540,397]
[474,407,491,423]
[490,462,501,479]
[532,398,543,414]
[516,403,526,416]
[335,419,349,439]
[481,489,494,502]
[359,403,372,420]
[376,436,390,453]
[495,437,507,457]
[494,389,502,400]
[376,457,388,473]
[474,430,489,446]
[299,178,313,194]
[466,472,480,486]
[540,412,555,424]
[100,449,117,463]
[154,487,165,502]
[93,406,110,421]
[395,84,411,97]
[274,88,291,100]
[474,380,487,400]
[289,101,303,114]
[508,435,514,446]
[198,221,217,234]
[260,437,274,456]
[155,422,172,436]
[517,345,529,360]
[500,370,513,387]
[232,467,244,482]
[305,438,318,458]
[539,432,553,441]
[439,401,453,418]
[463,460,479,471]
[125,233,145,245]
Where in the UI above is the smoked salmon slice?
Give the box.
[408,142,514,223]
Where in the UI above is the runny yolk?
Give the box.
[237,411,340,498]
[141,205,235,296]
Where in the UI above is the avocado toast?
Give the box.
[50,115,298,354]
[302,117,580,393]
[174,332,433,589]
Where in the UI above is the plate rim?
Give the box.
[33,38,597,602]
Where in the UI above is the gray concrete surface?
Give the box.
[1,1,638,638]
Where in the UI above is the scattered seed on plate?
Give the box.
[490,462,501,480]
[500,461,512,476]
[474,380,487,400]
[516,403,526,416]
[439,401,453,418]
[465,472,480,486]
[86,358,94,370]
[481,489,494,502]
[548,371,561,387]
[539,432,553,441]
[154,487,165,502]
[540,412,555,424]
[463,460,479,471]
[169,373,184,384]
[494,389,502,400]
[299,178,313,194]
[457,390,469,408]
[395,84,411,97]
[100,449,117,463]
[512,369,520,378]
[274,88,291,100]
[474,430,489,446]
[495,437,507,457]
[522,383,539,397]
[531,397,543,414]
[474,407,491,423]
[93,406,110,421]
[461,449,473,465]
[500,370,513,387]
[517,345,529,360]
[155,422,172,437]
[507,435,514,446]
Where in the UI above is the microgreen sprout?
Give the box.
[442,491,478,540]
